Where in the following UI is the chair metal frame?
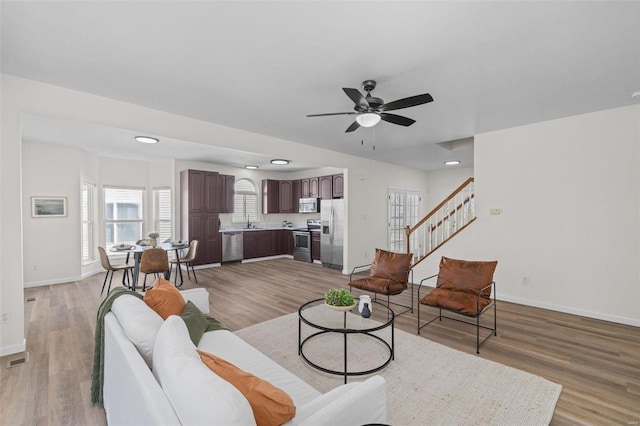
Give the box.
[349,264,414,318]
[169,240,198,287]
[98,246,134,295]
[417,274,497,353]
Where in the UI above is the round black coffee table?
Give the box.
[298,298,394,384]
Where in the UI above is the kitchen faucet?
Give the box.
[247,218,251,229]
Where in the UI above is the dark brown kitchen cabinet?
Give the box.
[243,232,258,259]
[292,180,301,213]
[311,230,321,260]
[219,174,235,213]
[309,177,319,198]
[180,169,221,265]
[262,179,279,214]
[256,231,273,257]
[242,231,273,259]
[301,178,310,198]
[332,174,344,198]
[279,180,293,213]
[319,175,333,199]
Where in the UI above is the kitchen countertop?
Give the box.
[220,226,297,233]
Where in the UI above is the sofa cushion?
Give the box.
[198,330,321,408]
[110,294,163,368]
[369,248,412,283]
[436,257,497,297]
[197,350,296,426]
[180,300,209,346]
[144,277,186,319]
[153,316,256,426]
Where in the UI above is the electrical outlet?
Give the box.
[522,277,530,286]
[1,313,9,324]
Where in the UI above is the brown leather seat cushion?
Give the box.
[350,276,407,295]
[420,288,491,315]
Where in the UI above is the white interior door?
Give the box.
[388,188,420,256]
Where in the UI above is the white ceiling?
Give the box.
[2,1,639,172]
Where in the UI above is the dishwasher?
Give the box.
[222,231,243,263]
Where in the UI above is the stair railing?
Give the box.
[406,177,475,267]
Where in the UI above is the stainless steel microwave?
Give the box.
[299,197,320,213]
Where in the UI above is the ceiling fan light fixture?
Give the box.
[271,159,290,165]
[134,136,159,144]
[355,112,381,128]
[244,165,258,169]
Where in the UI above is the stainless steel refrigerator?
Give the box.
[320,199,344,269]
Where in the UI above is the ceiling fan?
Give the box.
[307,80,433,133]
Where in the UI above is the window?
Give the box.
[153,187,172,242]
[232,179,258,223]
[104,187,144,246]
[388,188,420,257]
[81,182,96,263]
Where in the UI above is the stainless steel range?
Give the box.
[293,219,321,262]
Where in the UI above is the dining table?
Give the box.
[110,242,190,290]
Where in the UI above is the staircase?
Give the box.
[406,178,475,267]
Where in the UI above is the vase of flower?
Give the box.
[148,231,160,247]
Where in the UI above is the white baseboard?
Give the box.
[410,283,639,327]
[241,255,291,264]
[24,276,83,288]
[499,294,640,327]
[0,339,26,357]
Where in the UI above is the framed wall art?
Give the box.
[31,196,67,218]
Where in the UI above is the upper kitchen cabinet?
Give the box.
[309,177,319,198]
[262,179,279,214]
[332,174,344,198]
[319,175,333,199]
[292,180,301,213]
[219,174,235,213]
[278,180,293,213]
[301,178,310,198]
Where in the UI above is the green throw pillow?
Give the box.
[180,301,209,345]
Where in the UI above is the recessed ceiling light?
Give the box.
[271,159,290,165]
[244,165,258,169]
[444,160,461,166]
[135,136,159,144]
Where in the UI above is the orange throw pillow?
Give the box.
[143,277,186,319]
[197,350,296,426]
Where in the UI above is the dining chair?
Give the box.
[139,248,170,291]
[169,240,199,286]
[98,246,134,295]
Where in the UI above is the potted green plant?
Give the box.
[148,231,160,247]
[324,288,356,311]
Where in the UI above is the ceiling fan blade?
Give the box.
[343,88,370,109]
[381,93,433,111]
[345,121,360,133]
[307,112,358,117]
[380,113,416,127]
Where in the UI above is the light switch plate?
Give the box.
[490,208,501,215]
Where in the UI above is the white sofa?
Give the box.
[103,288,387,425]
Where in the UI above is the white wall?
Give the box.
[22,143,84,285]
[0,74,430,355]
[424,167,474,212]
[413,105,640,326]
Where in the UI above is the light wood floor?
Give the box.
[1,258,638,425]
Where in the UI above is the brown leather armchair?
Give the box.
[349,248,414,317]
[418,256,498,353]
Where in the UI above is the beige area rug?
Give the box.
[235,309,562,426]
